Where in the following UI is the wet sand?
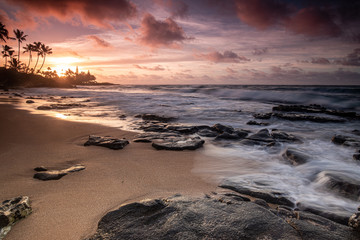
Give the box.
[0,104,216,240]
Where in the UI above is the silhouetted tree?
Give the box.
[0,22,9,42]
[38,44,52,72]
[13,29,27,62]
[23,43,34,73]
[1,45,14,68]
[32,41,42,73]
[8,58,25,71]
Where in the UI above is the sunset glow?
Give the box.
[0,0,359,84]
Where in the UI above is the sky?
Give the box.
[0,0,359,85]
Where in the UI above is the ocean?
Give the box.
[13,85,360,218]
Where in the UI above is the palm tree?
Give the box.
[23,43,34,73]
[38,44,52,72]
[8,58,20,70]
[0,22,9,42]
[1,45,14,68]
[13,29,27,62]
[32,41,42,73]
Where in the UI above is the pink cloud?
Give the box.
[4,0,137,29]
[153,0,189,18]
[87,35,112,48]
[134,64,166,71]
[138,13,191,49]
[197,50,250,63]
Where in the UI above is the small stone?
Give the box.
[152,137,204,151]
[84,135,129,150]
[349,212,360,231]
[354,154,360,161]
[26,100,34,104]
[0,196,32,231]
[34,166,47,172]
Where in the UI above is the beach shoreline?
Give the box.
[0,103,217,240]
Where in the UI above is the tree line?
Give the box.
[0,22,96,86]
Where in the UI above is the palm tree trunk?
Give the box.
[27,52,31,73]
[4,56,7,68]
[38,54,46,72]
[33,55,40,73]
[18,41,20,62]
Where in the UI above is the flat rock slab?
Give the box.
[85,195,359,240]
[84,135,129,150]
[152,137,204,151]
[0,196,32,238]
[37,103,84,110]
[133,132,182,142]
[220,184,294,207]
[33,164,85,181]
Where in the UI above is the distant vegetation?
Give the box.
[0,22,98,89]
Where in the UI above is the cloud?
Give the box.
[134,64,166,71]
[337,48,360,66]
[285,7,341,37]
[87,35,112,48]
[196,50,250,63]
[4,0,137,28]
[226,67,237,74]
[252,47,268,55]
[153,0,189,18]
[138,13,191,48]
[234,0,290,30]
[311,57,331,65]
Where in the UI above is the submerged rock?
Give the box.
[273,113,346,123]
[354,153,360,161]
[271,129,302,143]
[331,135,360,148]
[25,100,34,104]
[197,128,218,137]
[84,135,129,150]
[220,184,294,207]
[133,132,182,142]
[139,114,176,122]
[253,112,272,119]
[282,148,310,166]
[349,207,360,232]
[33,164,85,181]
[246,129,274,143]
[315,171,360,201]
[152,137,204,151]
[246,120,269,126]
[211,123,235,134]
[0,196,32,238]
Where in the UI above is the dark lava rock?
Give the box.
[0,196,32,234]
[86,195,359,240]
[37,105,52,110]
[352,130,360,136]
[315,171,360,201]
[220,184,294,207]
[119,114,127,119]
[133,132,182,142]
[33,166,47,172]
[253,113,272,119]
[354,154,360,160]
[215,132,243,140]
[287,210,359,240]
[331,135,360,148]
[246,129,274,143]
[349,210,360,231]
[33,164,85,181]
[273,104,326,113]
[84,135,129,150]
[85,195,300,240]
[247,120,269,126]
[271,129,302,143]
[296,202,350,226]
[197,128,218,137]
[139,114,176,122]
[152,137,204,151]
[138,123,168,132]
[273,113,346,123]
[37,103,84,110]
[253,199,270,209]
[211,123,235,134]
[165,125,199,134]
[13,93,22,97]
[25,100,34,104]
[282,148,310,166]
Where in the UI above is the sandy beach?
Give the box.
[0,103,216,240]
